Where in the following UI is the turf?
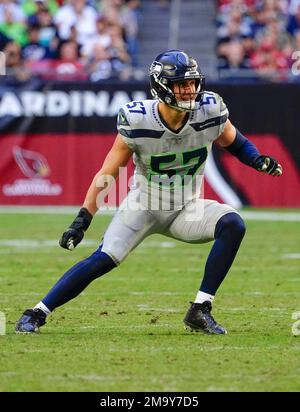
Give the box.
[0,211,300,392]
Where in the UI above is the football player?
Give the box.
[16,50,282,334]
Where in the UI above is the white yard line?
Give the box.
[0,239,99,248]
[0,206,300,221]
[0,206,114,215]
[282,253,300,259]
[0,239,177,250]
[241,211,300,221]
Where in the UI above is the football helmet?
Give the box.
[149,49,205,112]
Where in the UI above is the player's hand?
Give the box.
[59,228,84,251]
[253,155,283,176]
[59,207,93,251]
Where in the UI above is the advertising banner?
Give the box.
[0,80,299,207]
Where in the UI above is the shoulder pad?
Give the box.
[117,107,130,127]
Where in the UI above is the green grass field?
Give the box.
[1,210,300,392]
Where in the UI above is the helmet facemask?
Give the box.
[170,78,204,111]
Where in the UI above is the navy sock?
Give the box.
[200,212,246,296]
[42,246,116,311]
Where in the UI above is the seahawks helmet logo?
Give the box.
[150,62,163,76]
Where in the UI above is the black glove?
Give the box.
[59,207,93,251]
[253,155,283,176]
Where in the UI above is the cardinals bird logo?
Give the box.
[13,146,50,179]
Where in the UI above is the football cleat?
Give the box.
[15,308,46,333]
[184,301,227,335]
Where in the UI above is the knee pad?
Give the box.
[86,245,117,278]
[215,212,246,240]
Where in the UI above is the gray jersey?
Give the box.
[117,92,229,210]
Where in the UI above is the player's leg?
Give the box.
[40,206,155,311]
[15,194,157,333]
[164,199,246,334]
[15,244,116,333]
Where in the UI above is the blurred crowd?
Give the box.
[2,0,300,83]
[0,0,141,82]
[217,0,300,80]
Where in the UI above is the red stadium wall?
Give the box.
[0,133,133,206]
[204,134,300,207]
[219,135,300,207]
[0,133,299,207]
[0,81,300,207]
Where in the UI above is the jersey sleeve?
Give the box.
[201,92,229,141]
[117,106,136,151]
[218,94,229,136]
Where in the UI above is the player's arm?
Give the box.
[59,134,133,251]
[215,119,283,176]
[83,134,133,215]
